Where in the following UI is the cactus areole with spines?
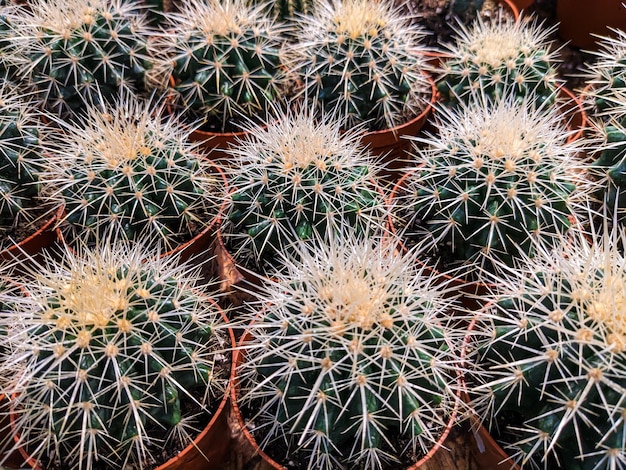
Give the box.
[43,96,219,248]
[287,0,431,132]
[403,92,586,277]
[0,242,229,470]
[436,15,560,107]
[164,0,288,133]
[237,233,461,470]
[471,226,626,470]
[12,0,153,118]
[222,108,386,272]
[0,81,43,243]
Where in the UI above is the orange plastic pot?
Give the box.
[0,211,58,271]
[230,331,461,470]
[11,306,236,470]
[557,0,626,50]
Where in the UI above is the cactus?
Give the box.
[252,0,315,21]
[42,95,220,249]
[0,81,45,247]
[9,0,154,119]
[583,28,626,120]
[469,222,626,470]
[399,91,588,279]
[436,15,560,107]
[221,107,387,273]
[236,231,462,470]
[161,0,289,133]
[0,240,230,470]
[285,0,431,132]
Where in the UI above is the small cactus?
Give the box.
[398,91,588,278]
[221,107,387,273]
[236,231,462,470]
[583,28,626,119]
[285,0,431,132]
[436,15,560,107]
[252,0,315,21]
[8,0,154,119]
[0,240,230,470]
[470,223,626,470]
[0,81,45,247]
[161,0,289,133]
[41,95,220,249]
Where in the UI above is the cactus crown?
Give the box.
[470,223,626,470]
[584,28,626,119]
[0,241,229,470]
[222,106,387,272]
[0,81,44,243]
[400,91,587,279]
[437,15,560,106]
[237,231,461,470]
[11,0,153,118]
[286,0,431,131]
[42,95,220,249]
[163,0,289,132]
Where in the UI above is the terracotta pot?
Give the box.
[557,0,626,50]
[422,0,520,67]
[0,211,58,271]
[230,331,461,470]
[11,306,236,470]
[360,74,437,184]
[0,394,22,468]
[54,160,227,267]
[559,85,587,143]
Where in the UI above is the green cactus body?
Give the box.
[165,0,287,132]
[44,97,218,248]
[238,233,460,469]
[13,0,153,118]
[591,122,626,223]
[436,16,560,107]
[222,109,386,271]
[403,92,586,277]
[287,0,430,131]
[472,228,626,469]
[0,242,228,470]
[261,0,314,20]
[0,82,43,241]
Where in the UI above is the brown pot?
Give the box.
[557,0,626,50]
[12,306,236,470]
[0,394,22,468]
[0,211,58,271]
[230,330,461,470]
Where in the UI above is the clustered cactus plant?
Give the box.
[399,92,587,278]
[0,241,230,470]
[7,0,154,118]
[469,224,626,470]
[286,0,431,132]
[42,95,220,249]
[237,231,461,470]
[0,82,44,246]
[436,15,560,107]
[162,0,289,132]
[221,107,386,272]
